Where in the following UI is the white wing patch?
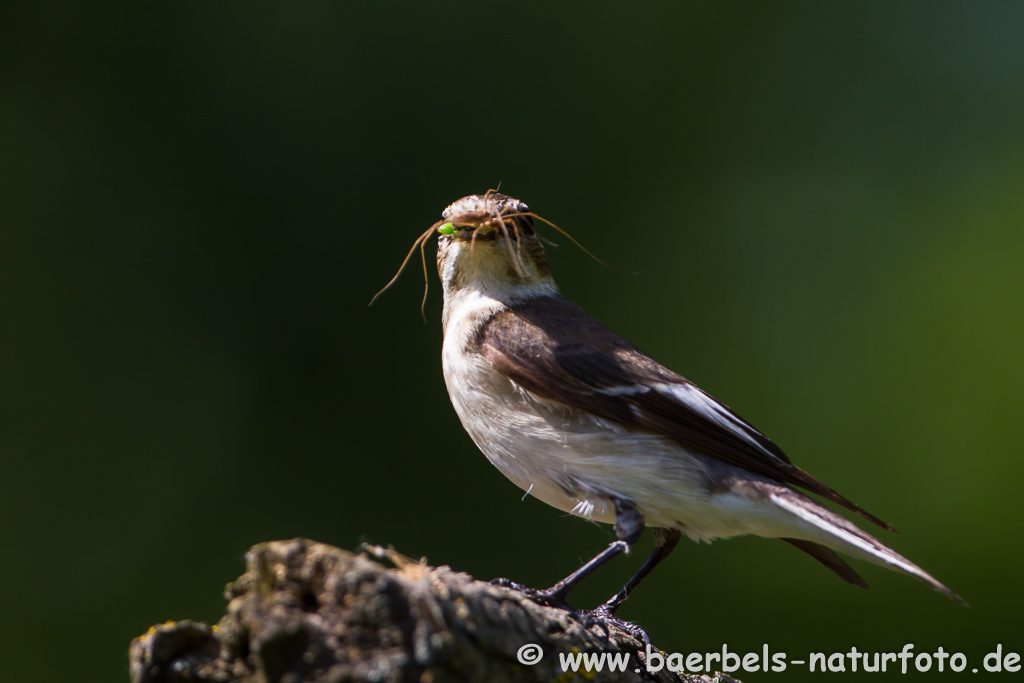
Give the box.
[655,383,787,464]
[599,385,652,397]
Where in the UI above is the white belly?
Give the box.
[440,293,707,530]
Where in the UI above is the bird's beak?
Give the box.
[440,212,503,242]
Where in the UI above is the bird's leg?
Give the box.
[492,498,645,608]
[598,527,682,615]
[579,527,682,645]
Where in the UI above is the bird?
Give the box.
[420,191,962,629]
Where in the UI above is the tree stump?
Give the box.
[129,538,739,683]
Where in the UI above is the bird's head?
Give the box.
[436,193,555,301]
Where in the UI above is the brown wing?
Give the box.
[475,295,894,532]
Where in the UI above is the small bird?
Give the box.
[423,192,962,625]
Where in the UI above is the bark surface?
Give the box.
[129,539,740,683]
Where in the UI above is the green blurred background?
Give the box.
[3,2,1023,681]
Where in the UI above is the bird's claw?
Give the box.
[491,579,652,645]
[576,604,653,646]
[488,577,528,591]
[489,578,571,608]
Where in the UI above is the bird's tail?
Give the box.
[769,487,965,605]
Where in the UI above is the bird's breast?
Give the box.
[440,295,715,529]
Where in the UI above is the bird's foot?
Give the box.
[488,577,530,592]
[575,604,652,646]
[489,578,571,609]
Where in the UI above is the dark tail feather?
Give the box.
[786,466,897,533]
[771,488,967,605]
[781,538,868,589]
